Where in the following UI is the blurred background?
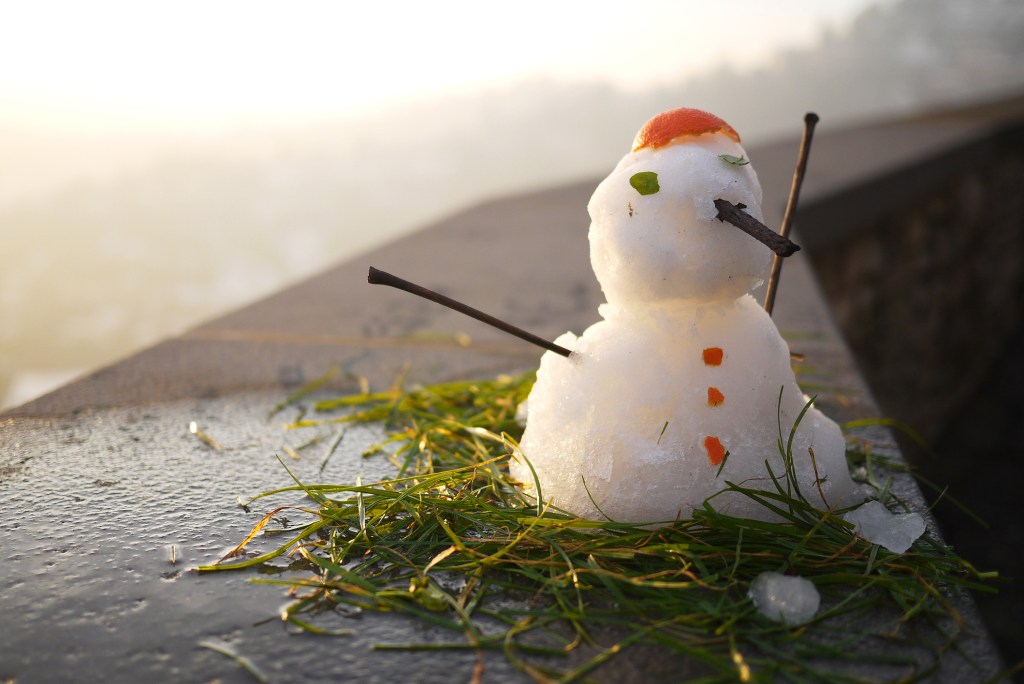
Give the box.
[2,0,1023,409]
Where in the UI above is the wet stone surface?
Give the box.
[0,385,1003,683]
[0,393,528,683]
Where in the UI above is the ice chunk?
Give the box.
[748,571,820,624]
[843,500,925,554]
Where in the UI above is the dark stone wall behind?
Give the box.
[814,149,1024,438]
[807,120,1024,669]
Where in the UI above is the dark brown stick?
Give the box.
[714,199,801,257]
[367,267,573,357]
[764,112,819,315]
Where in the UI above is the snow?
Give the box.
[748,571,820,625]
[511,109,856,524]
[844,500,926,554]
[588,135,768,307]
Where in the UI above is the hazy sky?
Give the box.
[2,0,881,134]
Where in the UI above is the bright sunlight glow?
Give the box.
[1,0,874,134]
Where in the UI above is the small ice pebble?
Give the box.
[748,572,820,624]
[844,500,925,553]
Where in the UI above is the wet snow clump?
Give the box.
[844,500,925,554]
[748,571,820,624]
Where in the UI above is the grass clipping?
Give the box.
[200,372,997,682]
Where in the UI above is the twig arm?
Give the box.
[764,112,819,315]
[367,267,573,357]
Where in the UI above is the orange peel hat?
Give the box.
[632,107,740,152]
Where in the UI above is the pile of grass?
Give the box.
[200,372,999,683]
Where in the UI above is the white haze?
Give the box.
[1,0,1022,408]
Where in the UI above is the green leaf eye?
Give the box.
[629,171,660,196]
[718,154,750,166]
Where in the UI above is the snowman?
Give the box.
[511,108,856,523]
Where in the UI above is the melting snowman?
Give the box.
[511,108,855,522]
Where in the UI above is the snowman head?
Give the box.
[589,108,772,306]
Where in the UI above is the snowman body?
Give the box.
[511,110,855,522]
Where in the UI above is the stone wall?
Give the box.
[807,121,1024,441]
[805,117,1024,663]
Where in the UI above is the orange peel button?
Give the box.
[707,387,725,406]
[702,347,724,366]
[632,108,741,152]
[704,436,727,466]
